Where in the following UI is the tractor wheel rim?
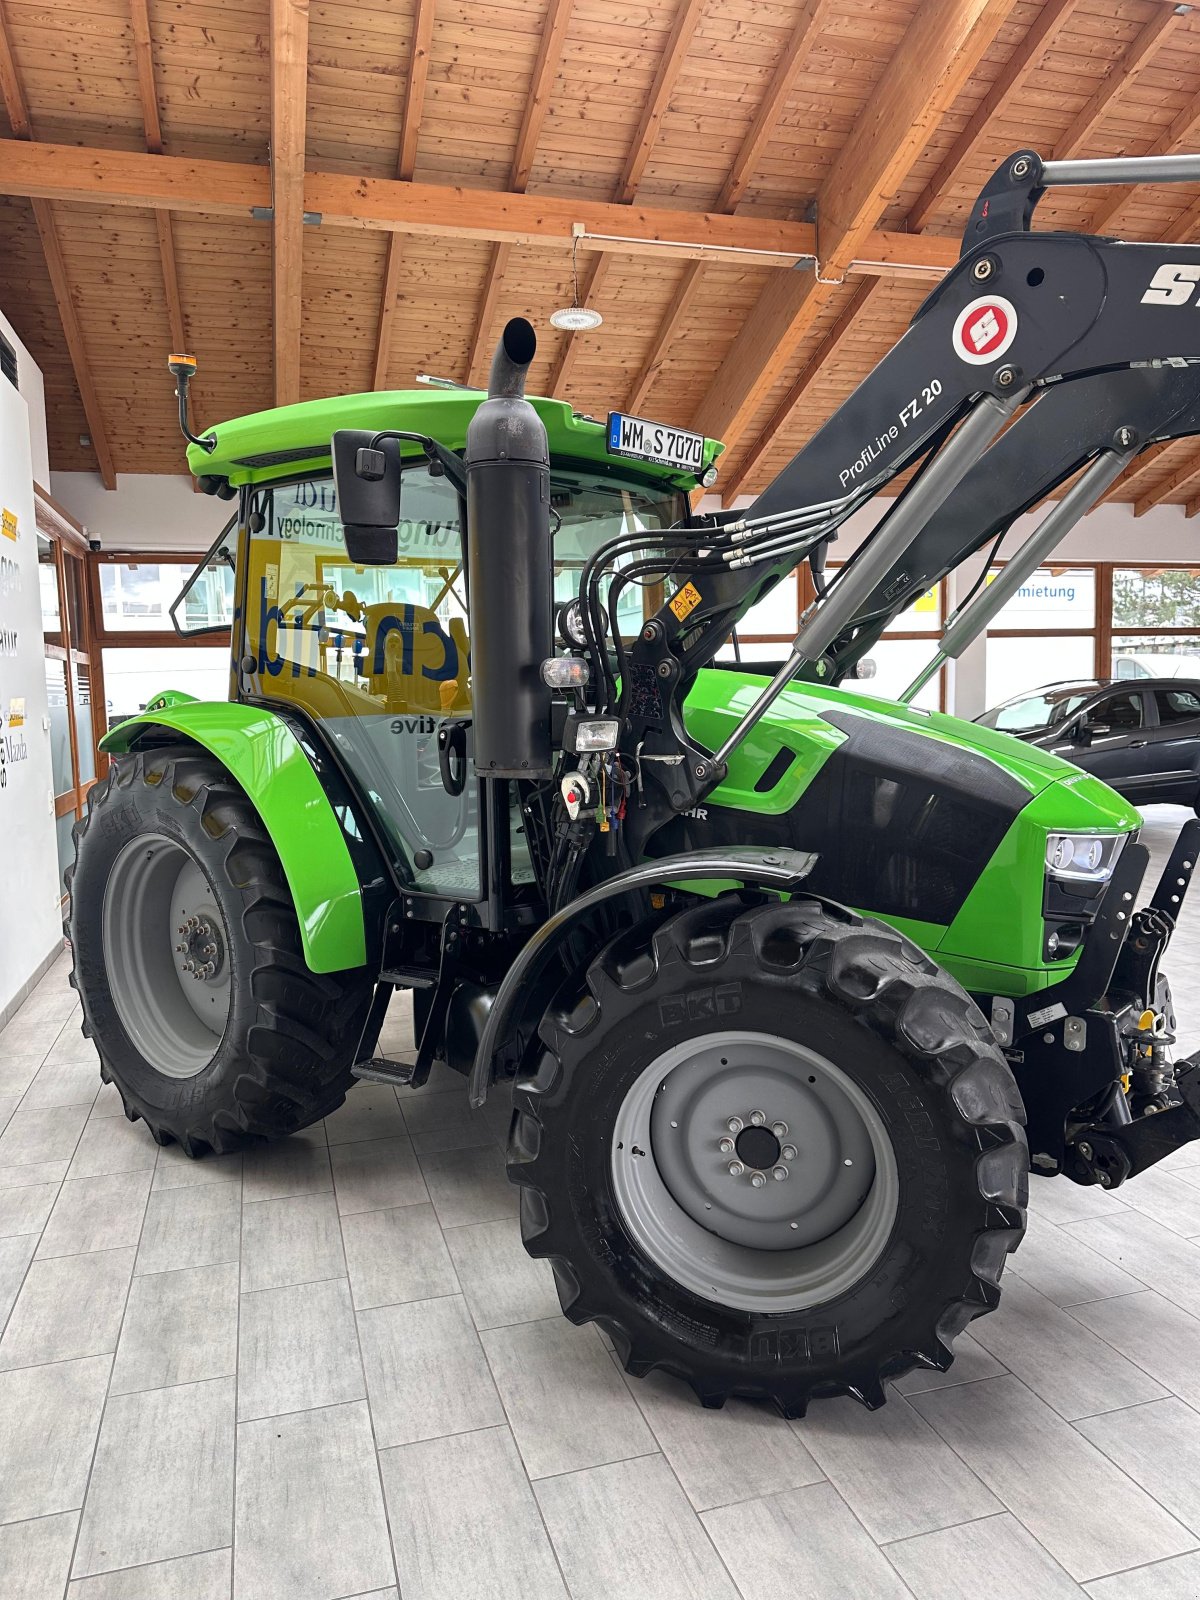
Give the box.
[610,1031,899,1314]
[102,833,231,1079]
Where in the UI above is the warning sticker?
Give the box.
[669,581,702,622]
[952,295,1018,367]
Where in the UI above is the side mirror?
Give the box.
[331,430,402,565]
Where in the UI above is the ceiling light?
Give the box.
[550,306,603,331]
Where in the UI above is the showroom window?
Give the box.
[1109,566,1200,679]
[982,565,1097,707]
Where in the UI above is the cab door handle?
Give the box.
[1131,739,1148,747]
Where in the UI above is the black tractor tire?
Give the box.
[509,894,1028,1415]
[65,745,375,1155]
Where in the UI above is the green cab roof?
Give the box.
[186,389,724,492]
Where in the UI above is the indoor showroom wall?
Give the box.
[0,309,66,1025]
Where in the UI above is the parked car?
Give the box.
[977,678,1200,811]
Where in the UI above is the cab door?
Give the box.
[1054,688,1151,797]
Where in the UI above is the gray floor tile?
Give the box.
[0,1247,135,1369]
[73,1377,236,1579]
[135,1183,241,1277]
[909,1375,1195,1581]
[0,1055,43,1099]
[43,1028,97,1067]
[0,1158,69,1188]
[0,1095,16,1137]
[88,1083,125,1120]
[399,1087,497,1154]
[67,1117,157,1181]
[239,1192,344,1293]
[885,1511,1084,1599]
[1078,1398,1200,1537]
[380,1426,568,1600]
[234,1400,395,1600]
[794,1391,1000,1544]
[68,1548,232,1598]
[152,1143,243,1193]
[237,1276,365,1421]
[535,1452,739,1600]
[342,1202,459,1310]
[18,1056,101,1111]
[965,1275,1169,1420]
[891,1333,1007,1395]
[0,1104,89,1169]
[329,1135,428,1217]
[240,1135,329,1202]
[1064,1211,1200,1319]
[0,1509,80,1600]
[0,1230,37,1324]
[110,1261,240,1396]
[1069,1290,1200,1411]
[1084,1550,1200,1597]
[1007,1213,1147,1307]
[626,1366,825,1511]
[417,1145,517,1230]
[703,1480,910,1600]
[1119,1168,1200,1236]
[324,1083,407,1145]
[0,1178,59,1239]
[1026,1181,1129,1226]
[443,1216,559,1331]
[0,1354,111,1522]
[482,1316,656,1480]
[359,1294,504,1448]
[36,1169,152,1259]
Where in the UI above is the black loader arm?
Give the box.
[604,148,1200,849]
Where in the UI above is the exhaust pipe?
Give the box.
[464,317,553,778]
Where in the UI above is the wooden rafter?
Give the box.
[0,0,115,488]
[465,0,574,387]
[374,0,437,388]
[691,0,1018,457]
[1135,446,1200,517]
[547,0,707,399]
[270,0,309,406]
[906,0,1075,232]
[1052,5,1185,161]
[624,260,705,414]
[720,280,883,502]
[1084,89,1200,239]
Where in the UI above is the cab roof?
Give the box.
[186,388,724,492]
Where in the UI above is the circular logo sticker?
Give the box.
[952,295,1018,366]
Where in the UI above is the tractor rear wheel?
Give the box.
[65,746,374,1155]
[509,895,1027,1415]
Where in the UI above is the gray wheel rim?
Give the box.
[610,1031,900,1313]
[101,833,231,1079]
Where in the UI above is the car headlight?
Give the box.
[1044,832,1126,883]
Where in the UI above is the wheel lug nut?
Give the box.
[782,1145,797,1161]
[772,1165,788,1181]
[718,1138,734,1155]
[750,1109,765,1126]
[771,1121,788,1138]
[750,1172,767,1189]
[727,1118,743,1134]
[728,1161,745,1177]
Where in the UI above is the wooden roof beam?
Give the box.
[270,0,309,407]
[0,0,115,488]
[906,0,1075,232]
[374,0,437,388]
[466,0,574,387]
[1134,447,1200,516]
[1083,85,1200,238]
[129,0,191,378]
[1052,5,1186,161]
[691,0,1019,456]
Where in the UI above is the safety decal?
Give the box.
[952,295,1018,366]
[669,581,702,621]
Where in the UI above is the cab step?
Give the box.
[352,1057,421,1087]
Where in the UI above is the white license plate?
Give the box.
[607,412,705,473]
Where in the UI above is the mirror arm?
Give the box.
[364,431,467,496]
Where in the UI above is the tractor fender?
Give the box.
[467,846,816,1106]
[99,695,367,975]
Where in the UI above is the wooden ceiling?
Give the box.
[3,0,1200,513]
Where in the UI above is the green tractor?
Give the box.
[66,149,1200,1414]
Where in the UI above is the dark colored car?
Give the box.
[978,678,1200,812]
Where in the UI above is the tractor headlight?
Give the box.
[564,715,621,754]
[1044,832,1126,883]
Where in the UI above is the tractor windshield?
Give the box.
[238,461,683,899]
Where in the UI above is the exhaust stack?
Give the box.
[464,317,553,778]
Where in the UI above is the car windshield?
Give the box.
[981,690,1092,733]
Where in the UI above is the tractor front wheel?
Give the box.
[510,895,1028,1415]
[65,746,374,1155]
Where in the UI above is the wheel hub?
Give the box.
[174,914,226,983]
[734,1122,780,1171]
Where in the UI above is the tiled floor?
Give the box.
[5,809,1200,1599]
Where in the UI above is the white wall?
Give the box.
[0,362,62,1018]
[50,472,227,552]
[0,308,49,488]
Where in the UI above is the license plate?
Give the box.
[607,412,705,473]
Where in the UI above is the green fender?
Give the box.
[99,694,367,974]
